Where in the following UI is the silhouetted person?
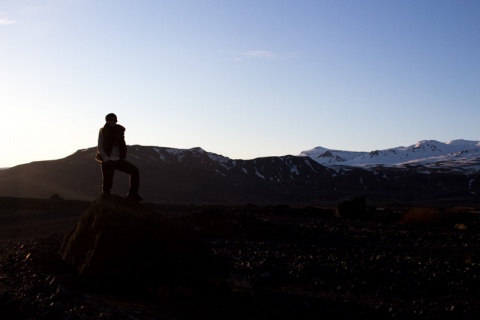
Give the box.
[96,113,143,201]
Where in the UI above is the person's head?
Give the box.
[105,113,117,127]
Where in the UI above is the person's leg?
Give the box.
[101,161,115,194]
[115,160,141,199]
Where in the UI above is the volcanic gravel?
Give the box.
[1,206,480,319]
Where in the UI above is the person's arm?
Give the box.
[97,129,110,162]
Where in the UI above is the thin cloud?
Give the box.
[242,50,277,59]
[0,18,17,25]
[231,50,297,61]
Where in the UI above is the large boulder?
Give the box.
[60,195,224,294]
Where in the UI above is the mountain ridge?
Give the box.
[0,140,479,204]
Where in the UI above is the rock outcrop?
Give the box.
[60,195,224,294]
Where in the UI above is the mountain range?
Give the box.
[302,139,480,171]
[0,140,479,205]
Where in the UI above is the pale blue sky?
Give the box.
[1,0,479,168]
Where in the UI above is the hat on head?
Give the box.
[105,113,117,121]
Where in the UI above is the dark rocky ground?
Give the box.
[1,196,480,319]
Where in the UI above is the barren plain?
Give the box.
[1,196,480,319]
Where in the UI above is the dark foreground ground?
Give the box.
[1,196,480,319]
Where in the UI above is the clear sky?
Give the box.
[1,0,479,168]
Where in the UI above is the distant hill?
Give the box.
[1,142,479,204]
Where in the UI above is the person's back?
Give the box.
[96,113,142,201]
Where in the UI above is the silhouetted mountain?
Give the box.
[1,144,479,204]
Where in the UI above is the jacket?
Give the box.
[95,124,127,162]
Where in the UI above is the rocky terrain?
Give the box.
[1,196,480,319]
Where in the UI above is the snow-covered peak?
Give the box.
[299,146,330,156]
[300,139,480,170]
[413,140,444,149]
[300,147,366,165]
[446,139,480,146]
